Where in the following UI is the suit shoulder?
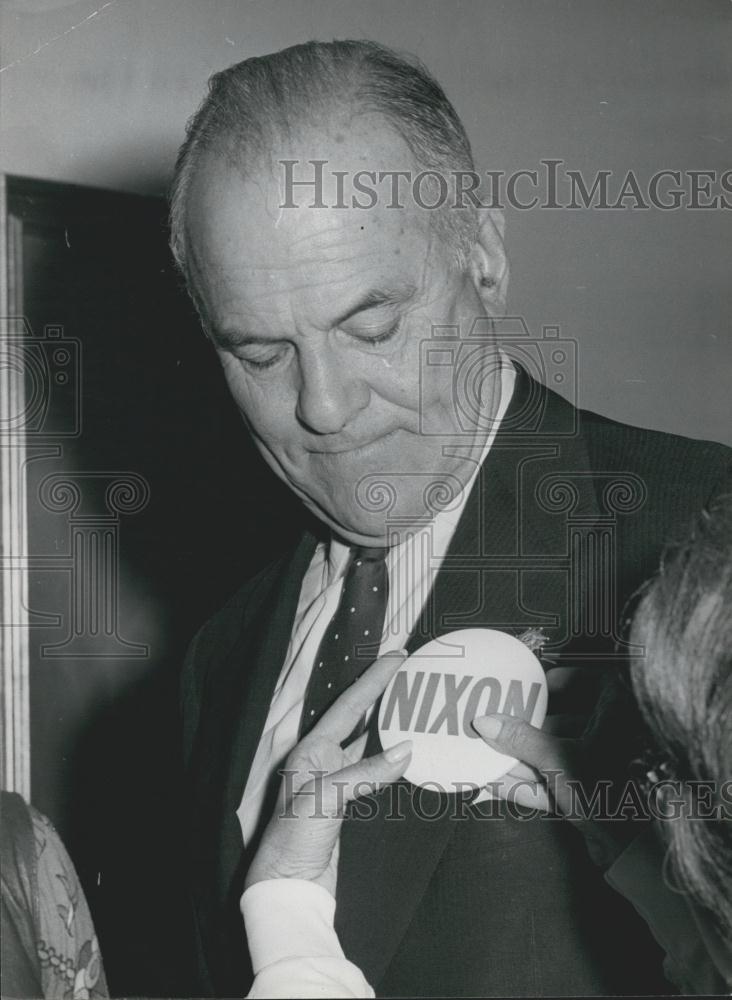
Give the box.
[566,409,730,595]
[579,407,731,495]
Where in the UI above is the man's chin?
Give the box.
[291,466,468,546]
[305,504,392,547]
[302,496,442,549]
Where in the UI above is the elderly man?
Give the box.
[171,40,730,997]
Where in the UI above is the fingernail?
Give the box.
[383,648,409,660]
[385,740,413,763]
[473,715,502,740]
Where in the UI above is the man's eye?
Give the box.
[355,320,401,346]
[237,348,286,370]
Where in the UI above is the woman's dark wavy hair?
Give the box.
[630,493,732,940]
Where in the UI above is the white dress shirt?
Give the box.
[240,356,516,997]
[243,880,375,998]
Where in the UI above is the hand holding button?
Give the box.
[473,713,629,865]
[246,650,413,898]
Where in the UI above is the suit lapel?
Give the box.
[224,531,320,826]
[336,367,600,985]
[189,530,318,992]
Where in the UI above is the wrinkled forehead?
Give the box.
[184,121,441,319]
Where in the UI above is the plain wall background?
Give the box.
[1,0,731,443]
[0,0,732,443]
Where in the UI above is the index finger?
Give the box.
[309,650,407,743]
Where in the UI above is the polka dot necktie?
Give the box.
[300,546,389,739]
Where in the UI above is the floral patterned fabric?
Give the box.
[30,805,108,999]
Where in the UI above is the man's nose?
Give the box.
[295,348,369,435]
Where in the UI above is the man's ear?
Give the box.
[468,209,509,315]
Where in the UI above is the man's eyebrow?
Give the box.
[208,327,269,349]
[334,284,417,325]
[210,284,417,348]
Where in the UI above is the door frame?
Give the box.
[1,171,31,796]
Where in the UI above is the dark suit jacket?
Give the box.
[180,366,730,997]
[605,825,731,994]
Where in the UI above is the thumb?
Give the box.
[473,713,576,813]
[333,740,413,806]
[473,714,565,772]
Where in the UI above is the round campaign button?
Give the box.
[378,629,548,792]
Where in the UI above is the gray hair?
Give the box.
[630,495,732,943]
[169,39,478,295]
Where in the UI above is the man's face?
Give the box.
[185,119,498,545]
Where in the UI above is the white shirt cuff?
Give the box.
[242,878,374,998]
